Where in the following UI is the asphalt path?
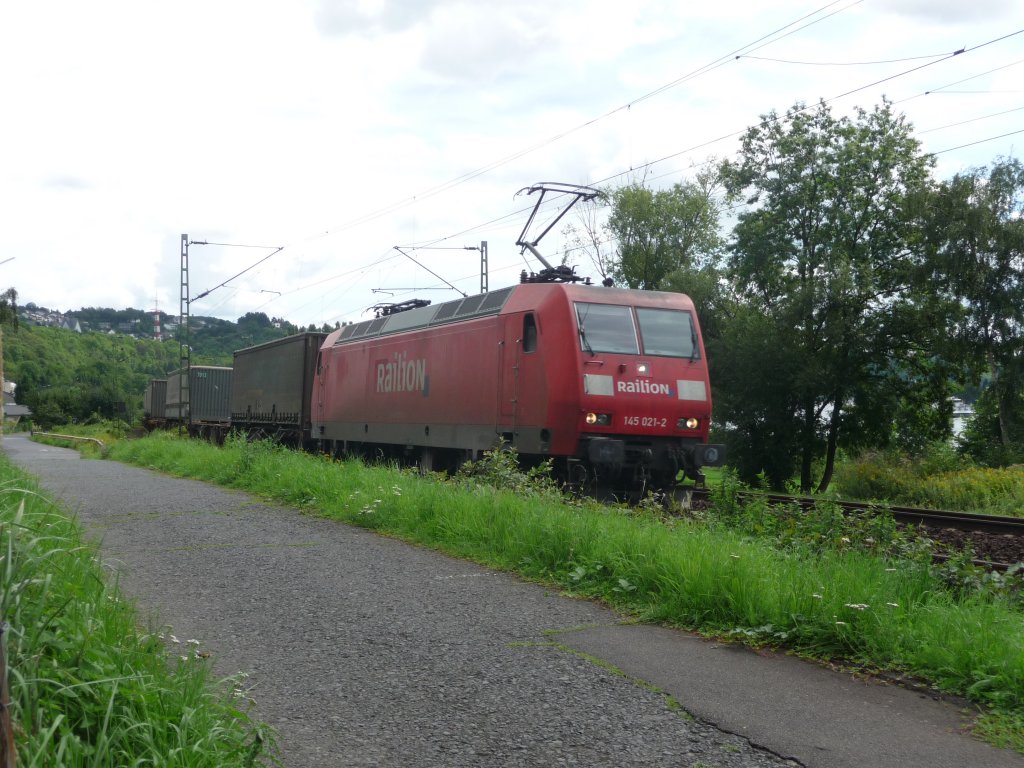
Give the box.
[4,434,1022,768]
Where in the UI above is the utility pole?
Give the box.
[479,241,488,294]
[179,235,190,434]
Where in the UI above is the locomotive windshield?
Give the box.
[575,303,639,354]
[574,302,699,359]
[636,307,699,359]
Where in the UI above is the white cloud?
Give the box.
[882,0,1018,25]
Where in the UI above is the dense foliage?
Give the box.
[3,326,178,427]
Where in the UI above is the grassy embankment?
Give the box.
[0,452,274,766]
[99,432,1024,752]
[832,448,1024,518]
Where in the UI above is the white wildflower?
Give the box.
[169,634,180,644]
[812,593,823,600]
[187,638,201,646]
[886,602,899,608]
[844,603,869,611]
[835,621,847,626]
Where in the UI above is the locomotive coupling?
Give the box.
[587,437,626,465]
[692,443,726,467]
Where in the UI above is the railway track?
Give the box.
[681,487,1024,570]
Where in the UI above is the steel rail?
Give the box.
[686,488,1024,537]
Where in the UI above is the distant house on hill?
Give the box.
[61,317,82,333]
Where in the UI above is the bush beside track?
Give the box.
[833,448,1024,518]
[101,432,1024,752]
[0,452,274,766]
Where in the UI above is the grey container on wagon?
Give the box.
[165,366,233,424]
[230,332,327,446]
[143,379,167,421]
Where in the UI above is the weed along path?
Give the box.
[4,435,1022,768]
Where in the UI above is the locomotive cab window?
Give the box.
[636,308,699,359]
[574,303,639,355]
[523,313,537,353]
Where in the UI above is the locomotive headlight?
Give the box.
[678,417,700,430]
[637,362,649,375]
[585,412,612,426]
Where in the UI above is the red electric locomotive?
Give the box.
[311,281,725,493]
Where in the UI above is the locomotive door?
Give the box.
[314,350,325,437]
[498,315,520,429]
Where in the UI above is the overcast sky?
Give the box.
[3,0,1022,329]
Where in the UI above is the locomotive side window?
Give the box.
[523,313,537,353]
[574,303,639,354]
[636,308,700,359]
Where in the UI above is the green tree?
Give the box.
[718,100,935,492]
[922,158,1024,461]
[959,372,1024,465]
[606,170,725,290]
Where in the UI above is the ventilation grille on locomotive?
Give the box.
[334,286,515,346]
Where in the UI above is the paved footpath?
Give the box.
[4,434,1022,768]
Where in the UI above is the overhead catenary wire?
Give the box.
[893,56,1024,104]
[189,241,284,303]
[331,32,1023,321]
[934,128,1024,155]
[239,21,1023,327]
[301,1,863,243]
[255,19,1004,279]
[917,105,1024,135]
[589,29,1024,191]
[393,246,467,297]
[735,52,956,66]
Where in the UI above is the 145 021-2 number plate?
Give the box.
[623,416,668,428]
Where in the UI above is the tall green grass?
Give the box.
[108,434,1024,736]
[0,454,273,766]
[832,449,1024,517]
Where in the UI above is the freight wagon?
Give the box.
[231,332,327,447]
